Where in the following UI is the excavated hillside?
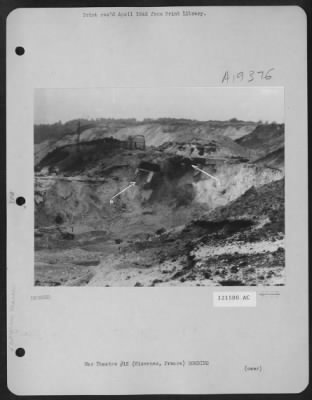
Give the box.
[35,118,257,164]
[254,148,284,170]
[236,123,284,163]
[34,119,285,286]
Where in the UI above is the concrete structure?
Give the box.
[135,161,160,187]
[125,135,146,150]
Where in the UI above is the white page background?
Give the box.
[7,6,308,395]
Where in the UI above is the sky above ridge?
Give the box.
[35,87,284,124]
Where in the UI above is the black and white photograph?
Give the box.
[7,5,308,395]
[34,87,285,287]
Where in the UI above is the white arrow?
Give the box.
[110,182,136,204]
[192,165,220,185]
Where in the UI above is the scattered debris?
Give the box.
[35,119,285,286]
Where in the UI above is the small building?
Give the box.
[125,135,146,150]
[133,135,146,150]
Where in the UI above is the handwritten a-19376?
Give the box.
[222,68,275,84]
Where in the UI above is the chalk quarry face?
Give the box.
[34,119,285,287]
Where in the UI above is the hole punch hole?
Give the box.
[16,196,26,206]
[15,46,25,56]
[15,348,25,357]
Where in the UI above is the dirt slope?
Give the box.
[34,118,285,287]
[236,123,284,160]
[254,148,284,170]
[87,179,285,287]
[35,118,258,164]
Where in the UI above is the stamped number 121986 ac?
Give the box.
[213,292,256,307]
